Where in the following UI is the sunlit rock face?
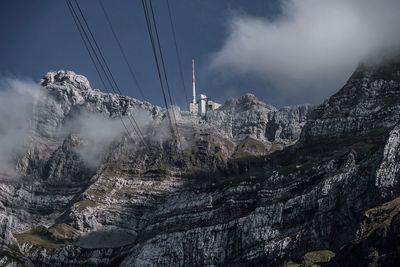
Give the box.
[35,70,163,138]
[1,57,400,266]
[206,93,313,143]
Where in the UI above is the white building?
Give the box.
[207,100,221,111]
[198,94,207,116]
[190,59,221,116]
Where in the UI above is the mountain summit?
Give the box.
[2,58,400,266]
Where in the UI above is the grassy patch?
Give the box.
[49,224,80,241]
[282,260,301,267]
[303,250,336,266]
[75,199,97,210]
[237,137,268,152]
[13,227,64,249]
[232,137,271,159]
[362,197,400,239]
[101,163,121,177]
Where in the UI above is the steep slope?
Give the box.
[1,56,400,267]
[324,196,400,266]
[302,58,400,142]
[116,58,400,266]
[206,93,313,143]
[0,70,311,266]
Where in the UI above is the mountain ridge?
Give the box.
[1,57,400,266]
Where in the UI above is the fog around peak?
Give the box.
[210,0,400,104]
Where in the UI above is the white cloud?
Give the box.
[67,108,161,167]
[211,0,400,104]
[0,76,177,175]
[0,78,42,177]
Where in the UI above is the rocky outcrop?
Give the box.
[35,70,163,138]
[302,59,400,143]
[266,105,312,142]
[206,93,313,143]
[325,197,400,267]
[375,125,400,196]
[1,56,400,267]
[283,250,336,267]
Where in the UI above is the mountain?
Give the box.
[207,93,312,143]
[0,56,400,267]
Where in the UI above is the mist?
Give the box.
[0,78,41,178]
[211,0,400,104]
[65,109,158,168]
[0,77,175,175]
[64,112,126,168]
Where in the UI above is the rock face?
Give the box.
[206,93,313,143]
[302,58,400,142]
[1,57,400,267]
[325,197,400,267]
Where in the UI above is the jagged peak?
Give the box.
[220,93,277,112]
[238,93,257,101]
[279,103,314,111]
[299,55,400,143]
[41,70,91,91]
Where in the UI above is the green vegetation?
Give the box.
[13,227,64,249]
[282,250,335,267]
[214,150,225,160]
[49,224,80,241]
[362,197,400,239]
[75,199,97,210]
[233,137,269,159]
[101,167,116,177]
[326,197,400,266]
[237,137,268,153]
[101,163,122,177]
[302,250,335,266]
[282,260,301,267]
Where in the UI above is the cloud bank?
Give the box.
[65,109,157,167]
[0,77,164,176]
[0,78,41,177]
[211,0,400,104]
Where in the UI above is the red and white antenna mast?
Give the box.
[192,59,196,105]
[190,59,197,114]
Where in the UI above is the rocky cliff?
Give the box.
[1,57,400,267]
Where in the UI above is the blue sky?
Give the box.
[1,0,399,108]
[0,0,282,108]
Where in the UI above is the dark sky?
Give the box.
[0,0,283,109]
